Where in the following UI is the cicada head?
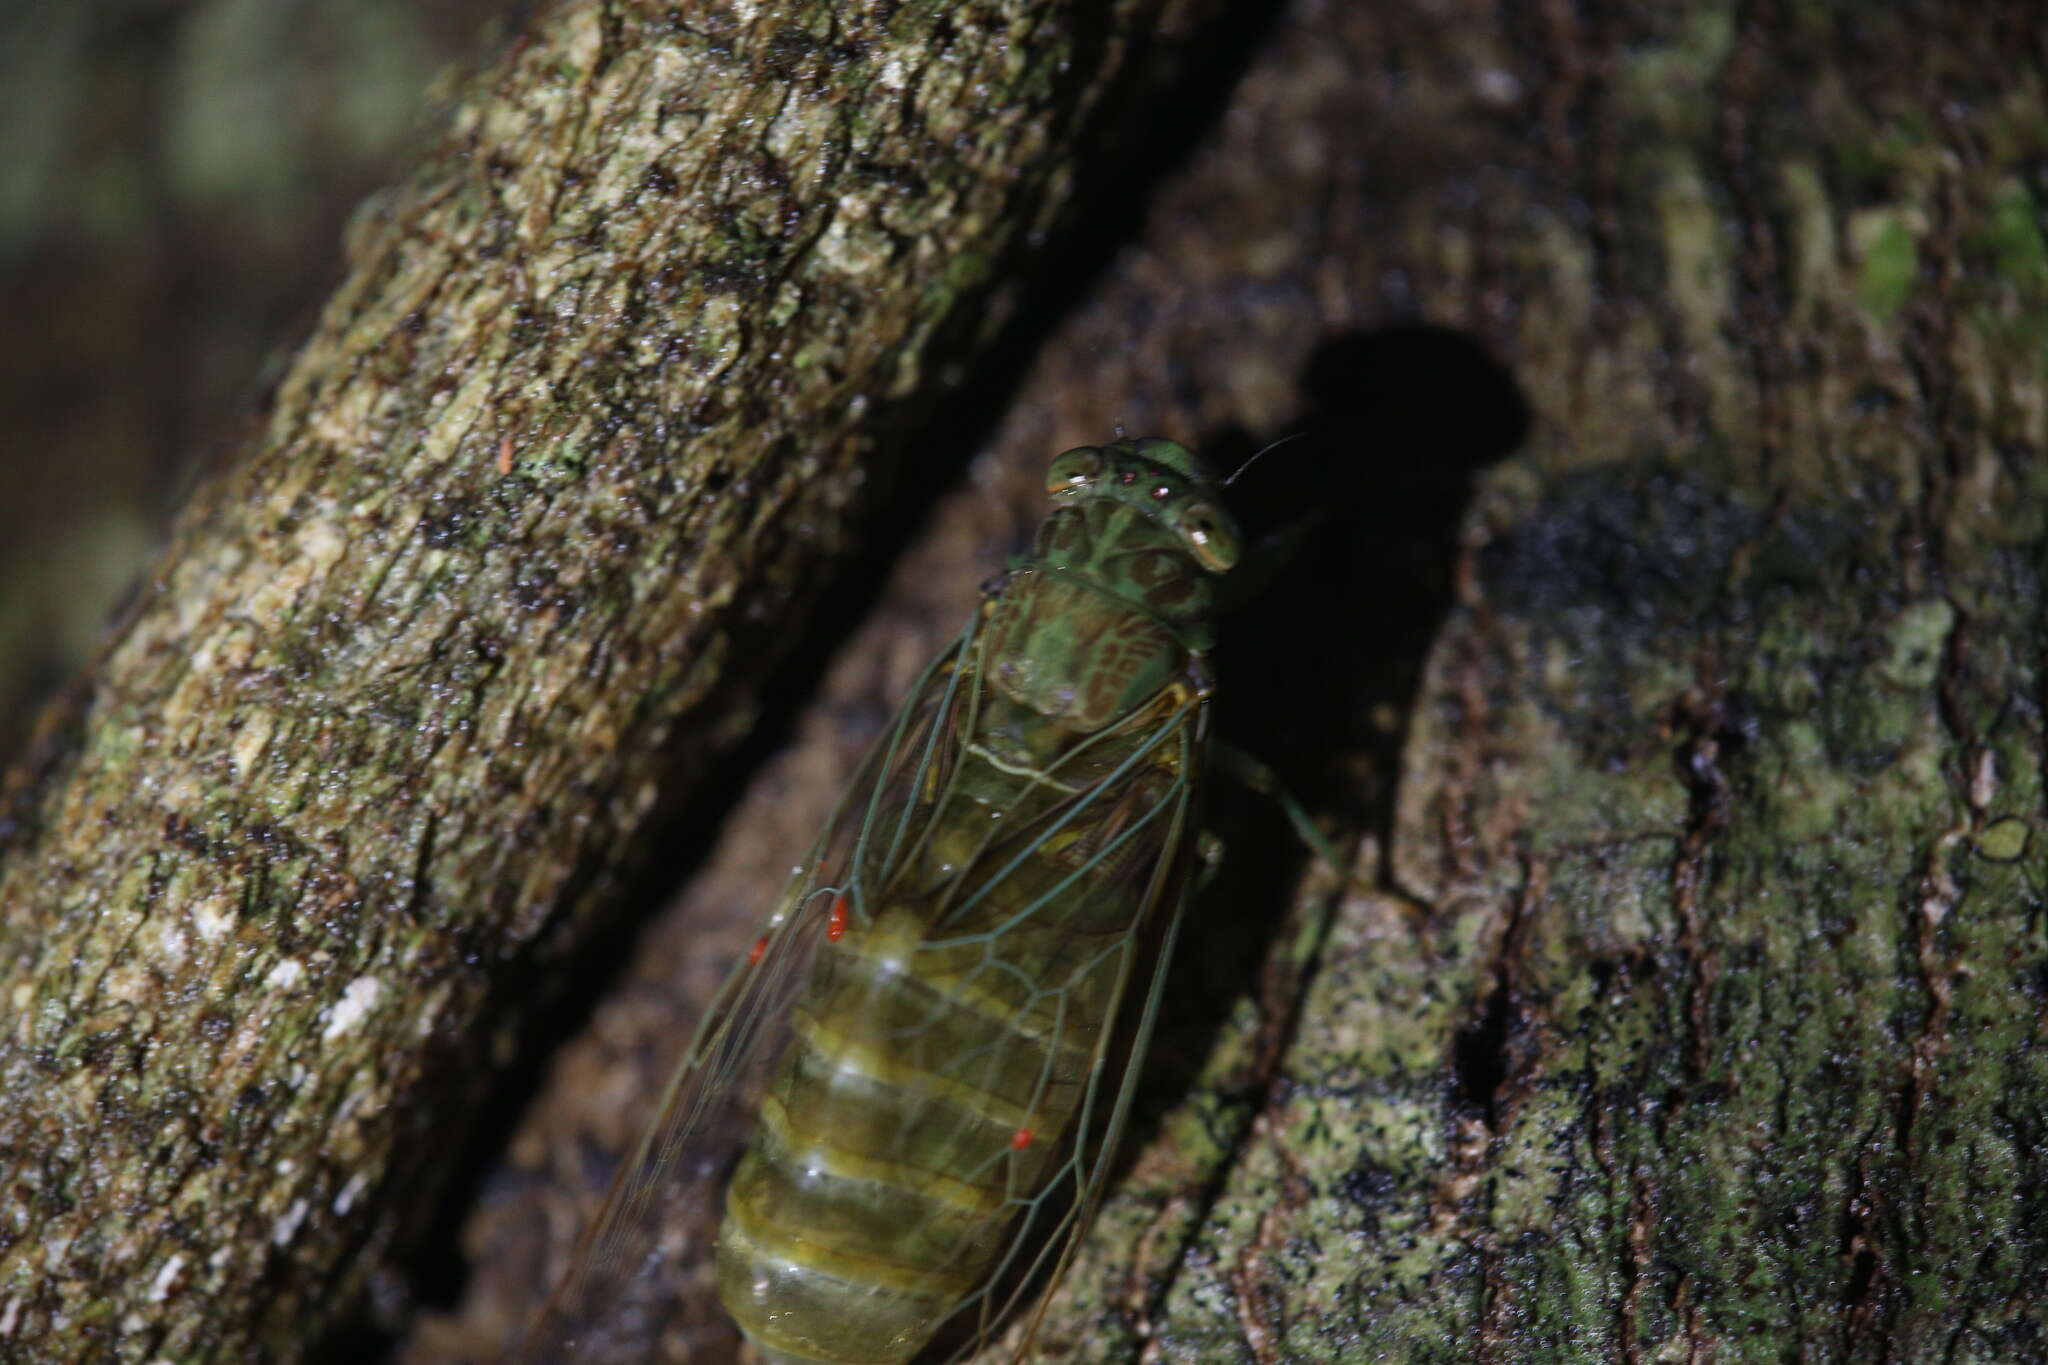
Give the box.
[1030,438,1242,653]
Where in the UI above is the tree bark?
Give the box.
[1026,3,2048,1361]
[0,0,1234,1358]
[416,1,2048,1362]
[10,0,2047,1362]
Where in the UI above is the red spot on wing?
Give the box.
[747,936,768,966]
[1011,1127,1035,1150]
[827,895,850,941]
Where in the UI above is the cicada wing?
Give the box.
[515,614,987,1365]
[910,689,1211,1364]
[984,822,1199,1365]
[517,909,820,1365]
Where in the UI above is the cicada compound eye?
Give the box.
[1045,447,1103,495]
[1178,502,1239,572]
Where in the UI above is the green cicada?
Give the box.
[523,437,1243,1364]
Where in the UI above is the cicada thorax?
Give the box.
[711,442,1239,1365]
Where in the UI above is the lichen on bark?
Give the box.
[0,0,1231,1358]
[1016,4,2048,1362]
[413,0,2048,1359]
[9,0,2048,1362]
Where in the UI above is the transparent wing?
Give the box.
[518,599,1213,1365]
[516,608,991,1365]
[924,690,1209,1364]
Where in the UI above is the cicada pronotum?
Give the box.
[521,437,1245,1364]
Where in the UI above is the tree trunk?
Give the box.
[9,0,2046,1362]
[1026,2,2048,1360]
[415,1,2048,1362]
[0,0,1235,1358]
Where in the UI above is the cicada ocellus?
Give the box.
[523,437,1242,1364]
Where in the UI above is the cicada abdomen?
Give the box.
[524,438,1242,1365]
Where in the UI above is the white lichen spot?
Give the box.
[157,921,188,964]
[228,710,274,776]
[146,1254,185,1303]
[8,982,27,1012]
[878,56,907,90]
[815,215,886,277]
[1970,747,1999,811]
[321,975,383,1040]
[266,958,306,991]
[333,1171,369,1216]
[101,962,151,1007]
[276,1158,296,1175]
[298,519,344,566]
[0,1297,19,1335]
[192,894,235,943]
[270,1199,310,1247]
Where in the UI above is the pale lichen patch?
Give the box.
[270,1199,310,1247]
[156,921,188,965]
[245,516,349,626]
[814,212,893,277]
[191,893,235,942]
[1880,598,1956,690]
[227,709,273,777]
[332,1171,369,1216]
[321,975,383,1040]
[1654,155,1746,446]
[145,1254,184,1303]
[1779,159,1839,325]
[1850,205,1923,320]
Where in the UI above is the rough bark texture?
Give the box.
[1033,3,2048,1360]
[410,0,2048,1362]
[0,0,1234,1358]
[9,0,2047,1362]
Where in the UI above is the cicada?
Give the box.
[522,437,1242,1364]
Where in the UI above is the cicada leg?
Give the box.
[1209,739,1367,892]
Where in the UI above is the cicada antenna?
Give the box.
[1221,430,1309,487]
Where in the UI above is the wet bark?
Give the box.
[0,0,1233,1359]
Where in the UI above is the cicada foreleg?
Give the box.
[1209,738,1368,892]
